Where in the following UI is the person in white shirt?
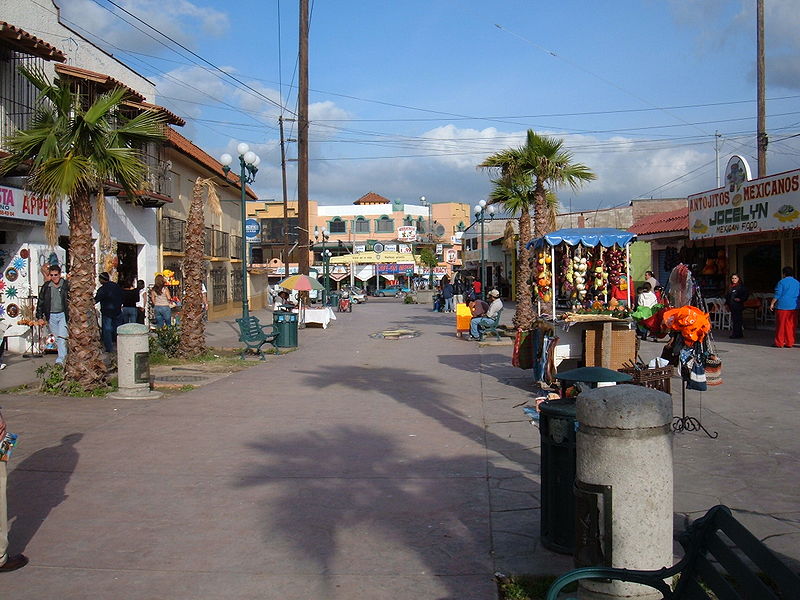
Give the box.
[637,282,658,308]
[644,270,659,291]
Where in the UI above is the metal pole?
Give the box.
[240,157,249,319]
[323,237,330,304]
[297,0,310,274]
[480,210,485,300]
[428,202,434,289]
[756,0,767,177]
[279,116,290,279]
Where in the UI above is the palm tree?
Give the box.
[0,67,165,388]
[486,175,535,330]
[179,177,221,357]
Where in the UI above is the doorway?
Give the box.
[740,242,781,292]
[117,243,139,287]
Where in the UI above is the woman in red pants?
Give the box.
[769,267,800,348]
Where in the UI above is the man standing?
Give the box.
[469,289,503,340]
[95,272,123,353]
[644,270,659,291]
[769,267,800,348]
[0,409,28,572]
[36,265,69,364]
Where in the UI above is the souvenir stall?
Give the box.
[525,228,637,373]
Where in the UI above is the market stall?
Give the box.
[525,228,637,373]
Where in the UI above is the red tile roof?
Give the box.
[55,63,146,102]
[166,128,258,200]
[0,22,66,62]
[354,192,390,205]
[629,206,688,235]
[122,100,185,126]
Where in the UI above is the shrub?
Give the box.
[149,324,182,358]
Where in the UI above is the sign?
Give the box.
[384,243,397,252]
[688,168,800,240]
[445,249,457,263]
[355,244,366,253]
[398,243,412,253]
[397,225,417,241]
[377,263,415,274]
[244,218,261,239]
[0,185,61,224]
[373,242,385,254]
[436,244,443,255]
[134,352,150,384]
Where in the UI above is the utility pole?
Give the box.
[279,116,290,279]
[715,131,722,187]
[757,0,767,177]
[297,0,310,274]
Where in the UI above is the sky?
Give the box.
[49,0,800,214]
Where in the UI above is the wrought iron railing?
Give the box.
[161,217,185,252]
[0,50,42,151]
[212,230,229,258]
[211,267,227,305]
[231,269,243,302]
[231,235,242,259]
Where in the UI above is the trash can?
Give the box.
[328,291,340,308]
[273,311,298,348]
[539,398,577,554]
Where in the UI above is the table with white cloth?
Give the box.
[302,307,337,329]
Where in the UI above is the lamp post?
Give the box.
[474,200,495,300]
[314,227,330,305]
[220,143,261,320]
[420,195,434,288]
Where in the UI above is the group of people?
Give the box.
[433,275,483,313]
[33,268,199,363]
[466,289,503,340]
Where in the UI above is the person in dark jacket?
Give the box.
[36,264,69,364]
[725,273,749,339]
[95,272,123,352]
[120,279,139,324]
[441,280,455,312]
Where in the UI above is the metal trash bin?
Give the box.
[327,292,340,308]
[539,398,577,554]
[273,311,298,348]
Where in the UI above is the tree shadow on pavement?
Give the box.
[235,425,527,600]
[7,433,83,555]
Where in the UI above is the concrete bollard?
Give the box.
[574,385,672,600]
[107,323,162,400]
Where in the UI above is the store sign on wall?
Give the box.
[0,185,61,223]
[688,168,800,240]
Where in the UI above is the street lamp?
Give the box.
[314,227,330,305]
[220,143,261,320]
[420,195,434,288]
[474,200,495,300]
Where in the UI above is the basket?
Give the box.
[584,327,638,370]
[618,365,675,394]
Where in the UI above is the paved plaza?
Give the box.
[0,300,798,599]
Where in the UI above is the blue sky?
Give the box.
[54,0,800,213]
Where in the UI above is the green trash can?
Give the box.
[328,292,340,308]
[539,398,577,555]
[273,311,298,348]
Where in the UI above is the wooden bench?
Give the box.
[546,505,800,600]
[478,309,503,341]
[235,315,279,360]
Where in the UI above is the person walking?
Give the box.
[94,272,123,353]
[35,264,69,364]
[441,278,455,312]
[0,409,28,572]
[150,274,173,328]
[725,273,749,339]
[769,267,800,348]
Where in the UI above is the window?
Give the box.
[328,218,346,234]
[231,269,243,302]
[211,267,227,305]
[212,230,229,258]
[354,217,370,234]
[231,235,242,259]
[204,227,213,256]
[403,215,414,227]
[417,217,426,233]
[375,216,393,233]
[0,49,42,147]
[161,217,185,252]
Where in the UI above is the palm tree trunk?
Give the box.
[65,189,107,386]
[533,181,549,239]
[178,179,207,357]
[514,210,535,331]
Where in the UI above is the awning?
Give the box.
[527,228,636,249]
[329,251,419,265]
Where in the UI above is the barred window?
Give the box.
[213,230,229,257]
[231,235,242,259]
[329,218,346,234]
[204,227,213,257]
[162,217,185,252]
[211,267,227,305]
[231,269,243,302]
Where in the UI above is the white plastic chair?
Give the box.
[705,298,722,329]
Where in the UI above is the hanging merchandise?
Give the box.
[560,249,574,299]
[534,250,552,303]
[662,305,711,344]
[604,246,624,287]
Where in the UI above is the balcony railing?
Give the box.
[231,235,243,260]
[161,217,185,252]
[0,50,44,151]
[212,230,229,258]
[211,267,227,305]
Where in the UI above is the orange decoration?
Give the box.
[662,306,711,344]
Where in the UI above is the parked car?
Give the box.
[374,286,412,297]
[343,286,367,304]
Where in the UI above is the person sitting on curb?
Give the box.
[468,289,503,340]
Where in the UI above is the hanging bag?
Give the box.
[511,329,534,370]
[704,354,723,386]
[685,358,708,391]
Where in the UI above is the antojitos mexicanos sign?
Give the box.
[688,156,800,240]
[0,185,61,223]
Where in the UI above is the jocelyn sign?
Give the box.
[688,169,800,240]
[0,185,61,223]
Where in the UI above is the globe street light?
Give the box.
[474,201,495,300]
[420,195,434,288]
[220,143,260,320]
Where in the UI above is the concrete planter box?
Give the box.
[415,289,434,304]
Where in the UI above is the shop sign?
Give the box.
[418,266,448,275]
[0,185,61,223]
[398,244,412,253]
[354,244,366,253]
[384,243,397,252]
[688,168,800,240]
[397,225,417,241]
[444,249,457,263]
[436,244,443,255]
[244,218,261,239]
[377,263,415,274]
